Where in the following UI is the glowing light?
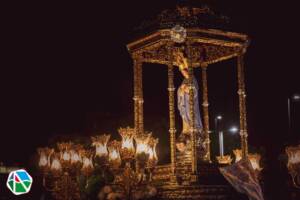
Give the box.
[108,140,121,168]
[136,143,149,154]
[292,94,300,101]
[62,151,71,162]
[286,146,300,166]
[148,138,158,161]
[38,152,48,167]
[122,138,134,150]
[70,150,81,164]
[51,158,62,171]
[135,133,151,155]
[92,134,110,158]
[248,154,262,171]
[229,126,239,133]
[109,149,120,161]
[38,148,53,168]
[82,157,93,170]
[233,149,242,163]
[57,142,72,162]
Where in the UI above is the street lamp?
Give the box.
[214,115,223,155]
[215,115,222,132]
[288,93,300,132]
[229,126,239,134]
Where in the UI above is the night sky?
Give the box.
[1,0,300,198]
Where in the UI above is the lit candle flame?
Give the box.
[109,149,120,161]
[62,151,71,161]
[249,154,262,171]
[233,149,242,163]
[108,140,121,168]
[82,157,93,169]
[70,150,81,163]
[288,150,300,165]
[136,143,149,154]
[92,134,110,158]
[39,152,48,167]
[51,158,62,171]
[122,138,134,151]
[95,145,108,157]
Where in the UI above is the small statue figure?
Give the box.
[174,50,203,153]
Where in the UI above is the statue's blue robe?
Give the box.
[177,77,203,130]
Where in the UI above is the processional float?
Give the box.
[126,1,251,199]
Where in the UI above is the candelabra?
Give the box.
[37,127,158,200]
[38,142,88,200]
[96,127,158,200]
[286,145,300,188]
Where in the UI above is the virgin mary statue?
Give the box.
[174,51,203,152]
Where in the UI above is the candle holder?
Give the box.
[108,140,122,169]
[233,149,243,163]
[38,128,159,200]
[147,137,158,181]
[92,134,110,165]
[81,149,94,176]
[248,153,262,172]
[135,132,151,169]
[216,155,233,165]
[119,127,136,162]
[286,145,300,188]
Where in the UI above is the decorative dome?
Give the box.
[132,2,230,40]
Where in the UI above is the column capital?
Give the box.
[201,63,208,69]
[132,52,143,61]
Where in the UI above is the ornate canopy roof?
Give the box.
[127,3,250,67]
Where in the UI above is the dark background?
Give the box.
[1,0,300,199]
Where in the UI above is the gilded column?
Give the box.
[137,58,144,134]
[201,64,211,162]
[186,43,197,175]
[237,54,248,158]
[133,57,139,133]
[167,44,177,180]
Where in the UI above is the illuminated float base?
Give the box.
[152,153,245,200]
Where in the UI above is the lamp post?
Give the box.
[215,115,223,156]
[288,93,300,133]
[218,127,239,158]
[215,115,234,164]
[216,127,238,165]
